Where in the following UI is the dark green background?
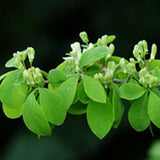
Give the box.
[0,0,160,159]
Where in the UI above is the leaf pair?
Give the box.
[119,81,150,131]
[23,75,79,136]
[23,88,66,136]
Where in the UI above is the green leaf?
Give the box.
[23,92,51,136]
[79,46,109,68]
[148,91,160,128]
[139,60,160,70]
[112,84,124,128]
[87,64,102,77]
[0,71,14,81]
[151,68,160,79]
[57,75,79,109]
[5,57,17,68]
[87,98,113,139]
[68,101,86,115]
[128,93,150,131]
[48,69,67,87]
[82,75,106,103]
[119,82,147,100]
[0,69,28,107]
[39,88,67,125]
[107,35,116,44]
[77,81,89,104]
[2,104,23,119]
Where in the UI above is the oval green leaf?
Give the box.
[79,46,109,68]
[68,101,86,115]
[112,84,124,128]
[39,88,67,125]
[2,104,23,119]
[77,81,89,104]
[56,75,79,109]
[0,69,28,107]
[23,92,51,136]
[128,93,150,131]
[148,91,160,128]
[82,75,106,103]
[48,69,67,88]
[119,82,147,100]
[87,98,113,139]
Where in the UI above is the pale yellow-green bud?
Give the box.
[27,47,35,64]
[139,68,147,78]
[133,45,141,61]
[150,44,157,60]
[126,63,136,74]
[108,44,115,56]
[79,31,89,44]
[129,58,135,64]
[149,76,159,88]
[23,69,34,85]
[120,58,127,73]
[94,73,99,80]
[101,35,108,46]
[139,77,147,87]
[15,58,24,69]
[138,41,143,53]
[107,61,116,73]
[97,38,102,46]
[142,40,148,53]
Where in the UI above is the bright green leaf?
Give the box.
[5,57,17,68]
[68,101,86,115]
[0,69,28,107]
[48,69,67,87]
[112,84,124,128]
[87,98,113,139]
[82,75,106,103]
[77,81,89,104]
[139,60,160,70]
[39,88,67,125]
[57,75,79,109]
[107,35,116,44]
[148,91,160,128]
[79,46,109,68]
[128,93,150,131]
[23,92,51,136]
[119,82,147,100]
[2,104,23,119]
[87,64,102,77]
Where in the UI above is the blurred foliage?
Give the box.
[0,0,160,159]
[146,140,160,160]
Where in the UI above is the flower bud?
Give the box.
[139,77,147,87]
[142,40,148,53]
[150,44,157,60]
[126,63,136,74]
[138,41,143,53]
[120,58,127,73]
[133,45,140,61]
[108,44,115,56]
[15,58,24,69]
[27,47,35,64]
[129,58,135,64]
[20,50,27,61]
[94,73,99,80]
[149,76,159,88]
[107,61,116,73]
[79,31,89,44]
[101,35,108,46]
[139,68,147,78]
